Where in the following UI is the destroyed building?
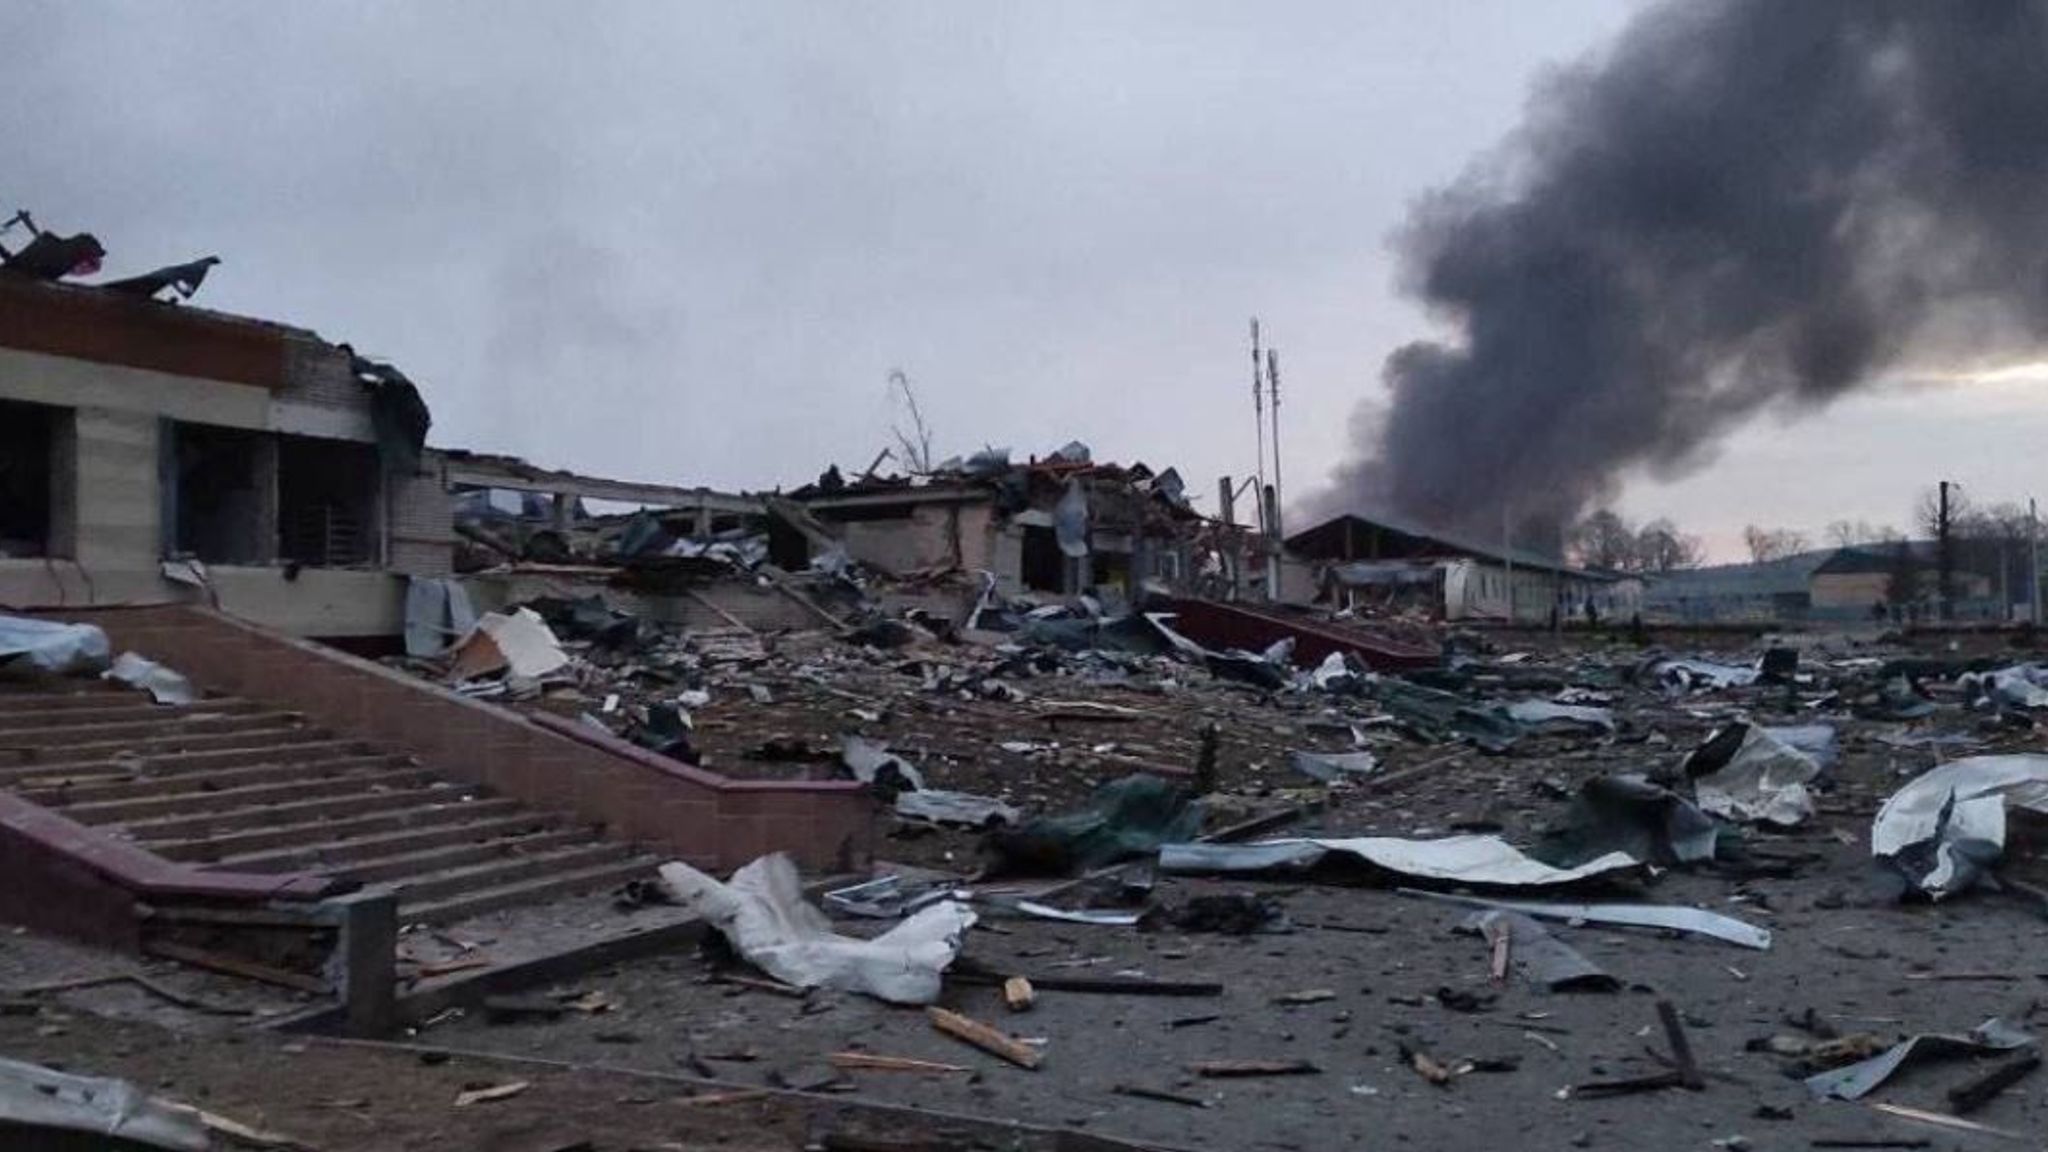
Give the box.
[0,267,452,640]
[1285,511,1637,623]
[791,446,1229,601]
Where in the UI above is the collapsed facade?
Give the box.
[791,446,1241,603]
[0,268,450,639]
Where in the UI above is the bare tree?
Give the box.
[1634,518,1705,573]
[1742,524,1810,564]
[1825,519,1904,548]
[1567,509,1638,571]
[886,369,934,475]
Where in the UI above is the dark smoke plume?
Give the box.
[1314,1,2048,546]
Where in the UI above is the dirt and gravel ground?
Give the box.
[11,624,2048,1150]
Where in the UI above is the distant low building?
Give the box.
[1811,542,1995,619]
[1641,552,1831,623]
[1285,512,1633,623]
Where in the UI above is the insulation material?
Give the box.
[447,607,569,681]
[659,854,974,1004]
[0,615,111,675]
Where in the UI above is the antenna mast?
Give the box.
[1250,318,1267,533]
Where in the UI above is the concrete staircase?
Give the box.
[0,681,658,926]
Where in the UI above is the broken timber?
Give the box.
[926,1006,1042,1070]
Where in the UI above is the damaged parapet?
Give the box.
[792,439,1222,599]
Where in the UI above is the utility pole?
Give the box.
[1937,480,1955,622]
[1266,347,1283,522]
[2032,497,2042,627]
[1250,319,1266,536]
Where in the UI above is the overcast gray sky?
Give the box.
[7,1,2041,560]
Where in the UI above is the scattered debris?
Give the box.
[102,651,197,705]
[0,615,110,675]
[659,854,975,1004]
[987,774,1204,876]
[1002,976,1035,1012]
[1945,1051,2040,1115]
[826,1052,971,1075]
[1188,1059,1320,1078]
[0,1056,208,1150]
[1407,890,1772,950]
[926,1006,1043,1069]
[453,1080,531,1107]
[1871,756,2048,899]
[1805,1017,2033,1100]
[1161,834,1639,889]
[1685,723,1822,827]
[1458,910,1619,992]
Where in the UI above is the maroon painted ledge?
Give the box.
[0,791,344,903]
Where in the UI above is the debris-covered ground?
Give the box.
[16,601,2048,1149]
[389,609,2048,1146]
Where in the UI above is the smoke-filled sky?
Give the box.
[7,1,2047,560]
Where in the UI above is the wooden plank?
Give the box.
[926,1006,1042,1070]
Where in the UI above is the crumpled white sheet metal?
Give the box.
[1764,723,1839,770]
[1504,699,1616,734]
[1805,1017,2033,1100]
[1960,664,2048,710]
[1412,890,1772,950]
[1655,658,1759,691]
[0,1055,208,1150]
[659,854,974,1004]
[103,651,196,706]
[1289,749,1381,783]
[0,614,111,675]
[895,789,1019,827]
[1871,754,2048,899]
[1160,834,1638,889]
[1691,724,1821,827]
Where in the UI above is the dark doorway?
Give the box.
[1021,525,1064,593]
[0,399,56,557]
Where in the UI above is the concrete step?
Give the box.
[0,698,260,732]
[0,738,369,789]
[400,855,660,926]
[0,711,297,749]
[324,827,593,885]
[201,813,562,874]
[389,841,634,906]
[13,750,400,804]
[119,782,479,843]
[55,763,432,824]
[146,797,527,863]
[0,688,168,713]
